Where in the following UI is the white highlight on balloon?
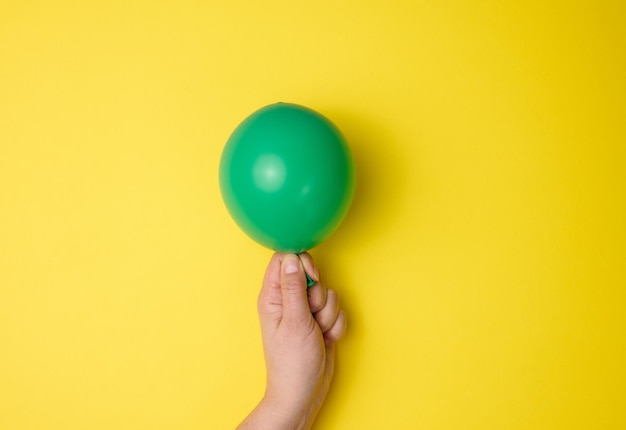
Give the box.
[253,154,287,193]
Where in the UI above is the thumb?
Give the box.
[280,254,311,323]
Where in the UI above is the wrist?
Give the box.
[256,393,313,430]
[238,394,312,430]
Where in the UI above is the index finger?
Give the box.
[297,252,327,314]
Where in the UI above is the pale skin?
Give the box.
[237,253,347,430]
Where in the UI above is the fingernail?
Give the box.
[312,266,320,282]
[284,255,300,274]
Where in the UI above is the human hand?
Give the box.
[237,253,347,430]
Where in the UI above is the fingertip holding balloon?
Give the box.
[219,102,356,254]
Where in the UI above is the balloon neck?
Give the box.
[296,253,316,288]
[305,272,315,288]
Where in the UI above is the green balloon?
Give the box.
[219,103,355,253]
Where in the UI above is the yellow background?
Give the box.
[1,1,625,429]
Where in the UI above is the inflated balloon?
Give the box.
[219,102,355,254]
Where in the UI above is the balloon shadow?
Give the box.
[313,107,410,265]
[308,107,412,427]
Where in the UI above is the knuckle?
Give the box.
[307,288,324,311]
[309,296,323,313]
[327,288,339,305]
[283,274,304,290]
